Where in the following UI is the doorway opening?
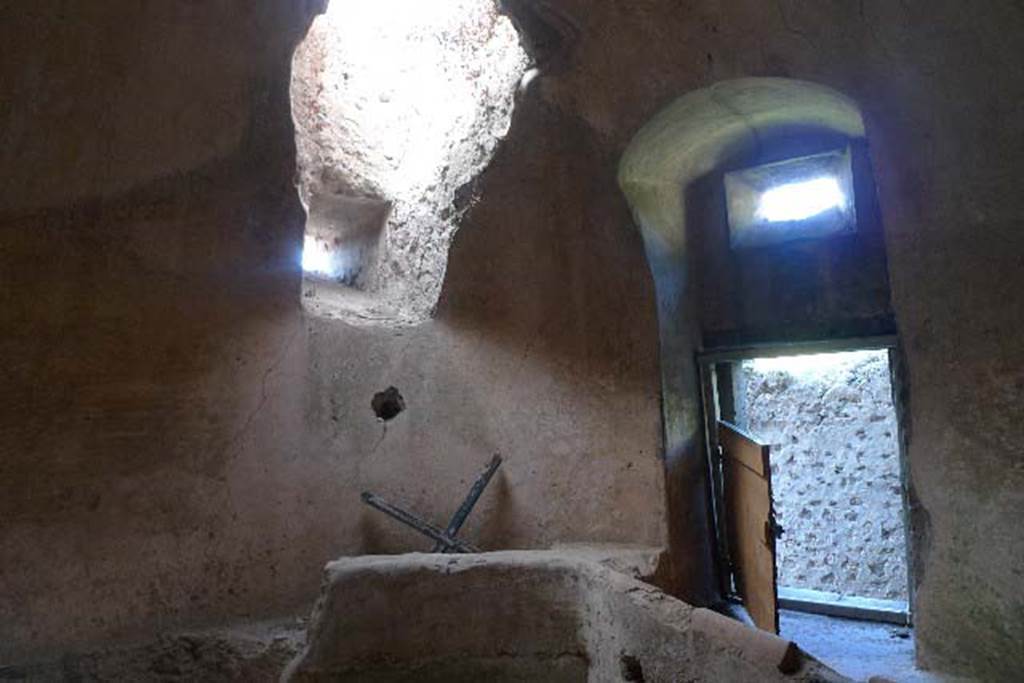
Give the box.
[700,339,916,673]
[696,339,921,675]
[736,349,910,617]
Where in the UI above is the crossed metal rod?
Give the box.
[361,453,503,554]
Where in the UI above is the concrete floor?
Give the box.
[781,610,970,682]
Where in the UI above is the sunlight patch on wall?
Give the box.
[292,0,530,325]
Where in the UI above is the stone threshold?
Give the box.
[779,586,910,625]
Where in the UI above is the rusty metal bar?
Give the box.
[432,453,503,553]
[360,492,480,553]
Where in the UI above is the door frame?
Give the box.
[696,334,914,624]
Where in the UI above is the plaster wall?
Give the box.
[0,0,665,663]
[605,2,1024,677]
[1,1,1023,679]
[736,352,908,602]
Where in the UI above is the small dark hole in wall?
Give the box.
[372,387,405,421]
[619,653,645,682]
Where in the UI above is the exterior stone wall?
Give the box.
[736,351,908,601]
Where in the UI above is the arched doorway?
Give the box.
[619,78,916,677]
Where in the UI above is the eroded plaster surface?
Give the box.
[284,551,845,682]
[0,0,665,664]
[291,0,529,324]
[1,2,1022,680]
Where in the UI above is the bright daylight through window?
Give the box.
[725,147,856,248]
[756,177,846,223]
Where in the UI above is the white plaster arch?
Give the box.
[619,78,866,258]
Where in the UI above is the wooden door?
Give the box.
[719,421,779,634]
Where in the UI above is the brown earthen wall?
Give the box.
[1,1,1022,679]
[0,0,665,662]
